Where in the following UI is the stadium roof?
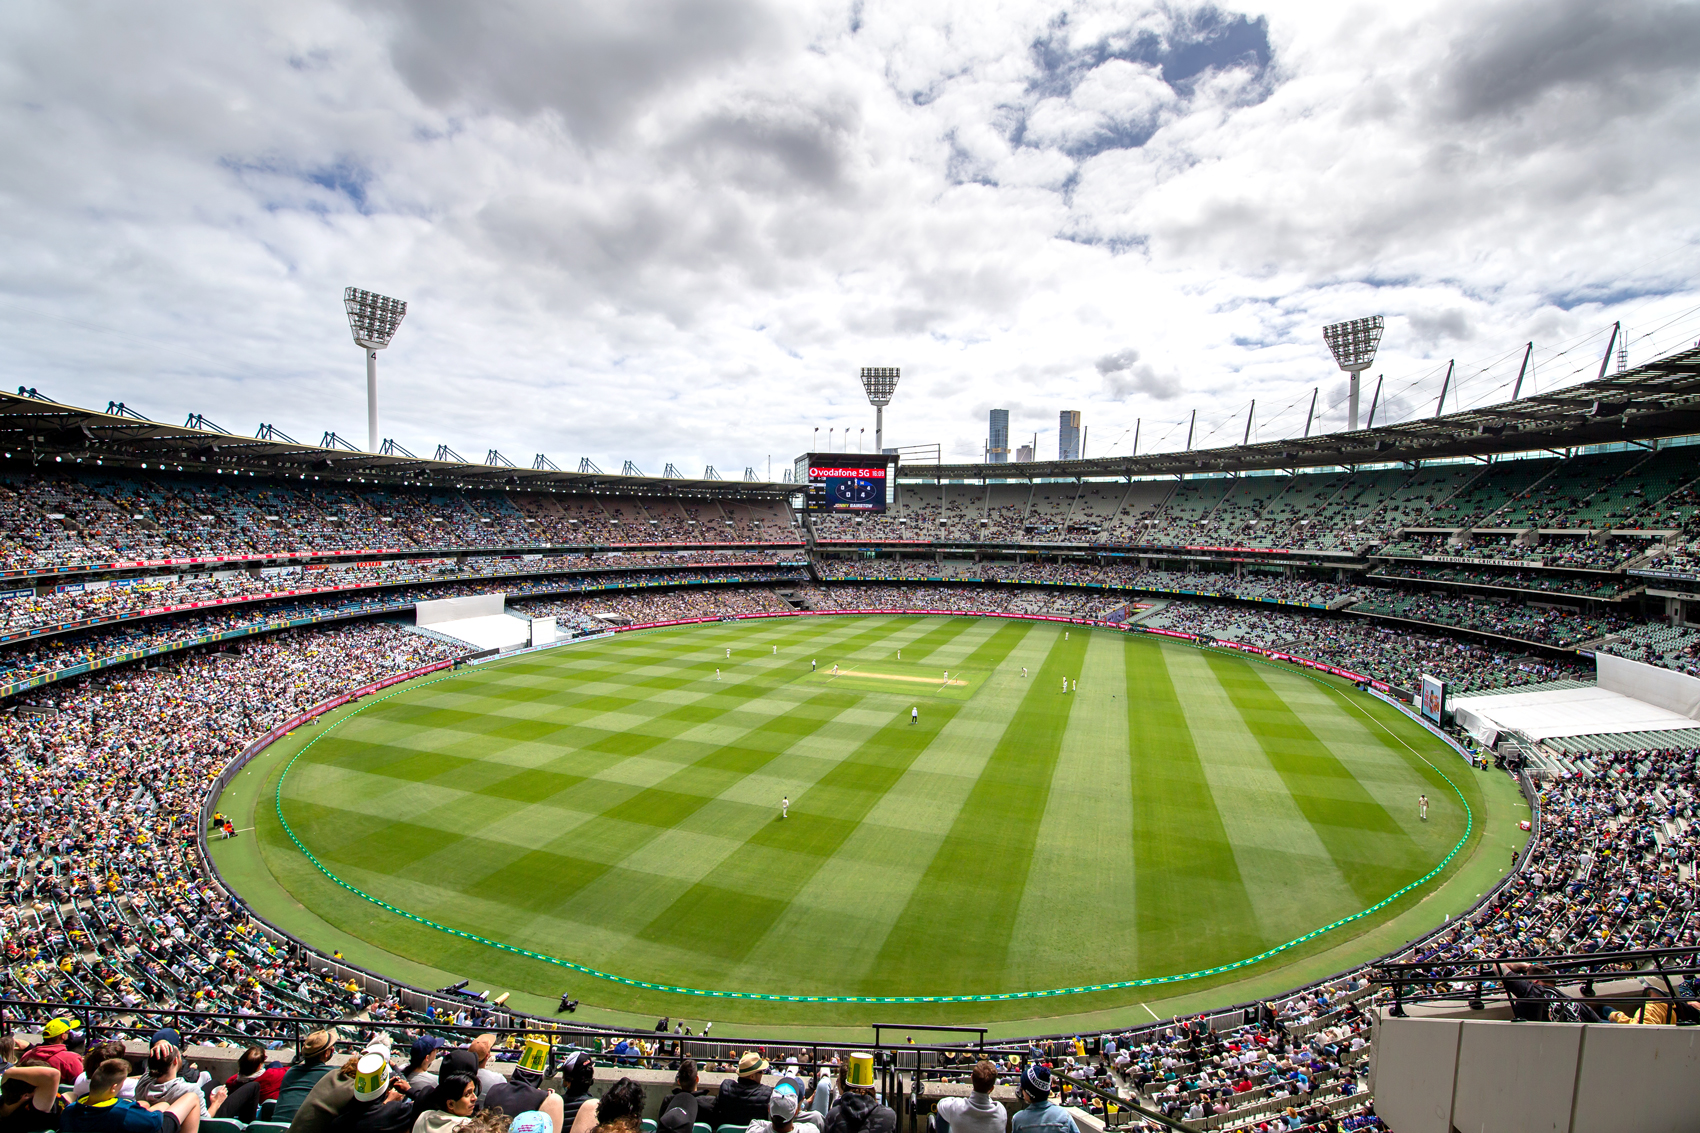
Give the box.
[0,392,790,496]
[3,341,1698,493]
[905,344,1700,481]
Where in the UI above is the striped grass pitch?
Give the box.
[255,615,1480,1024]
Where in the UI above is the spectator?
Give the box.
[403,1040,444,1093]
[824,1056,893,1133]
[217,1049,276,1124]
[19,1019,85,1083]
[553,1056,595,1133]
[466,1039,503,1099]
[715,1054,773,1127]
[274,1029,340,1125]
[573,1078,644,1133]
[748,1081,823,1133]
[412,1075,479,1133]
[931,1062,1003,1133]
[63,1057,202,1133]
[1008,1065,1075,1133]
[136,1039,214,1118]
[658,1060,708,1127]
[288,1036,395,1133]
[73,1044,133,1102]
[0,1065,62,1133]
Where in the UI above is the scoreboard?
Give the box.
[798,452,892,513]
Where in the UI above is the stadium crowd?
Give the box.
[1140,600,1591,694]
[0,472,799,572]
[0,622,463,1030]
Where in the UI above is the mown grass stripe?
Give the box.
[862,625,1086,994]
[1203,651,1430,906]
[1124,636,1264,975]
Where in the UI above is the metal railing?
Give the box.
[1373,945,1700,1020]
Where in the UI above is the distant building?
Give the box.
[988,409,1009,463]
[1058,410,1081,460]
[1015,443,1033,462]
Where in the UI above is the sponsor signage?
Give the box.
[1408,554,1543,569]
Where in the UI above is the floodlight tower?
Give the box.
[860,367,900,453]
[343,287,408,452]
[1323,316,1384,431]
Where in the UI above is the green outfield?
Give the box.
[215,615,1507,1032]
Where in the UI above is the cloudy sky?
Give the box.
[2,0,1698,477]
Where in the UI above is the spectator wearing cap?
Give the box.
[466,1038,503,1099]
[824,1054,893,1133]
[510,1112,559,1133]
[19,1018,85,1084]
[275,1029,341,1125]
[930,1062,1002,1133]
[715,1053,773,1127]
[748,1076,823,1133]
[63,1057,202,1133]
[1,1063,63,1133]
[404,1040,445,1093]
[1008,1065,1075,1133]
[554,1054,596,1133]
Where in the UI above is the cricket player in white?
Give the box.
[781,796,789,819]
[911,706,918,724]
[1419,794,1428,821]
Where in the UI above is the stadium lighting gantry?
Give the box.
[859,367,900,454]
[344,287,408,452]
[1323,315,1384,431]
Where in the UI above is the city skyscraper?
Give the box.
[1015,443,1033,462]
[1058,410,1081,460]
[988,408,1009,463]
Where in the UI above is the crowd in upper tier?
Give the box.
[0,472,798,571]
[808,445,1700,562]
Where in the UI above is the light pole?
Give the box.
[1323,316,1384,431]
[343,287,408,452]
[860,367,900,453]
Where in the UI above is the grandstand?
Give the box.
[4,345,1700,1133]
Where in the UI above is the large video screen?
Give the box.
[802,453,891,513]
[1420,673,1446,723]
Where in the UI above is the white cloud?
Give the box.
[0,0,1696,473]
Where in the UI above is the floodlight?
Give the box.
[344,287,408,452]
[1323,316,1383,431]
[859,367,900,453]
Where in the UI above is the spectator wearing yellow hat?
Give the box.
[18,1019,84,1083]
[824,1054,893,1133]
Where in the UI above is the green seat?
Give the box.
[641,1122,657,1133]
[247,1123,291,1133]
[716,1126,749,1133]
[693,1125,711,1133]
[258,1101,276,1123]
[203,1120,248,1133]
